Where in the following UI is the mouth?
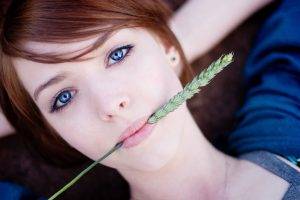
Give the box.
[118,116,157,148]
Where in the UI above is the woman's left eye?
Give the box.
[107,44,134,66]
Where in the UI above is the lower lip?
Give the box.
[122,123,157,149]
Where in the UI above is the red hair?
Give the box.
[0,0,194,166]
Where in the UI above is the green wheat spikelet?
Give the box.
[48,53,234,200]
[147,53,233,124]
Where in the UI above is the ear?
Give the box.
[159,44,182,77]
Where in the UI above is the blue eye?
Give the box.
[51,89,76,113]
[107,44,133,66]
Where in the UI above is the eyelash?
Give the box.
[49,88,76,113]
[106,44,134,66]
[49,44,134,113]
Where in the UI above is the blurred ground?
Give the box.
[0,0,277,199]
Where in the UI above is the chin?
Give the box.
[121,152,178,173]
[129,109,186,172]
[119,129,182,172]
[117,104,187,173]
[137,147,179,172]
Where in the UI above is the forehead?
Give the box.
[21,28,124,59]
[11,27,163,96]
[22,36,99,57]
[16,27,160,62]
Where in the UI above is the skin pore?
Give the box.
[12,27,289,199]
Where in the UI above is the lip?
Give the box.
[118,116,156,148]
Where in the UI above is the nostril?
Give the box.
[120,101,126,108]
[102,114,112,122]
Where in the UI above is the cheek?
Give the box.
[130,45,183,104]
[137,31,183,92]
[44,111,112,160]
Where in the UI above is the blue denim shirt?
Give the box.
[227,0,300,158]
[2,0,300,199]
[0,181,45,200]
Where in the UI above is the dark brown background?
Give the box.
[0,0,277,199]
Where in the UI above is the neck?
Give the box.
[118,110,237,200]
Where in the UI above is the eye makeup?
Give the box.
[48,53,234,200]
[48,44,134,114]
[49,87,77,113]
[105,44,134,67]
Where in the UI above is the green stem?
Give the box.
[48,53,233,199]
[48,141,123,200]
[148,53,233,124]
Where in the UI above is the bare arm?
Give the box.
[169,0,274,63]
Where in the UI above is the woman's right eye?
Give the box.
[50,89,76,113]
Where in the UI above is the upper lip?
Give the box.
[118,116,149,142]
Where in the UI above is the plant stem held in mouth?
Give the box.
[48,53,234,200]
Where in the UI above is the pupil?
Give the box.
[59,92,70,103]
[113,50,123,60]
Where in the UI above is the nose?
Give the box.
[99,96,130,122]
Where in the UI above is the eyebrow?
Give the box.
[33,72,68,101]
[32,31,123,102]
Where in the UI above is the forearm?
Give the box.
[169,0,274,62]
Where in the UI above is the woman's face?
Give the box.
[12,28,188,172]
